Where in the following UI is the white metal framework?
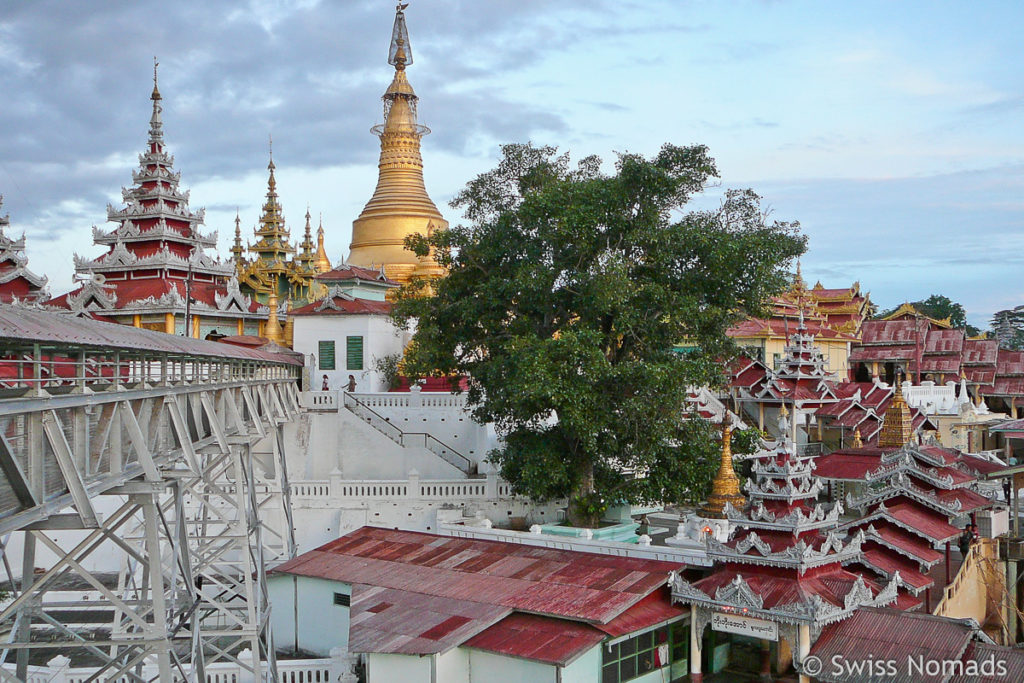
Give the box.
[0,319,300,682]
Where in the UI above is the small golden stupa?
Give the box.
[877,374,912,448]
[699,416,746,519]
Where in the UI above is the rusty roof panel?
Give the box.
[348,585,510,655]
[272,527,684,625]
[808,607,977,683]
[949,641,1024,683]
[963,339,999,365]
[462,613,606,666]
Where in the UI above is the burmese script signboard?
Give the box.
[711,612,778,641]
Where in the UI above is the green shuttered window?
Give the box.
[318,341,335,370]
[346,336,364,370]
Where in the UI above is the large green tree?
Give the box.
[393,143,805,526]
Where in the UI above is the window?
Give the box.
[602,622,687,682]
[319,341,335,370]
[333,592,350,607]
[346,336,364,370]
[772,353,782,371]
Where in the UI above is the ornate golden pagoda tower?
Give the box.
[698,418,746,519]
[347,3,447,285]
[878,376,913,448]
[236,144,321,306]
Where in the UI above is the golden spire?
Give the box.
[296,206,317,272]
[250,140,294,265]
[314,213,331,273]
[347,2,448,285]
[265,290,283,344]
[230,210,246,265]
[878,375,912,448]
[699,417,746,519]
[852,428,863,449]
[284,298,295,348]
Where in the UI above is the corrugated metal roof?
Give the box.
[271,527,684,626]
[347,585,511,656]
[0,306,299,365]
[593,589,685,638]
[462,613,606,666]
[807,607,979,683]
[949,641,1024,683]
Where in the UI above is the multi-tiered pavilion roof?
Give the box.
[49,65,265,336]
[0,196,48,304]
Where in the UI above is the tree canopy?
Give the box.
[878,294,980,336]
[392,143,805,525]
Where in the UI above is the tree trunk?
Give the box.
[567,460,601,528]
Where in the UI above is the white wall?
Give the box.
[366,653,433,683]
[436,648,470,683]
[351,391,496,470]
[279,409,465,480]
[560,643,601,683]
[267,575,351,656]
[466,650,558,683]
[293,313,407,393]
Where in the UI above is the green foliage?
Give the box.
[392,143,805,525]
[878,294,980,336]
[373,352,404,390]
[991,307,1024,350]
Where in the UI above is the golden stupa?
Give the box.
[878,374,913,448]
[347,3,447,285]
[699,417,746,519]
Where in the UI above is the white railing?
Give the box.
[304,390,339,410]
[290,473,510,503]
[3,654,337,683]
[341,392,475,474]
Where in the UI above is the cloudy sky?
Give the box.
[1,0,1022,327]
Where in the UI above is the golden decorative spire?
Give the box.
[878,375,912,448]
[852,428,863,449]
[249,142,294,264]
[699,417,746,519]
[347,2,448,285]
[230,210,246,265]
[265,290,283,343]
[314,213,331,273]
[296,206,317,272]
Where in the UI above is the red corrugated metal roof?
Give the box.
[859,549,933,590]
[290,296,392,316]
[692,567,882,613]
[347,585,511,655]
[884,502,961,543]
[0,306,299,365]
[868,523,943,564]
[316,264,399,285]
[813,453,883,480]
[949,641,1024,683]
[462,612,606,666]
[808,607,979,683]
[271,527,684,625]
[593,589,686,638]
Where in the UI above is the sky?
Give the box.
[1,0,1022,328]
